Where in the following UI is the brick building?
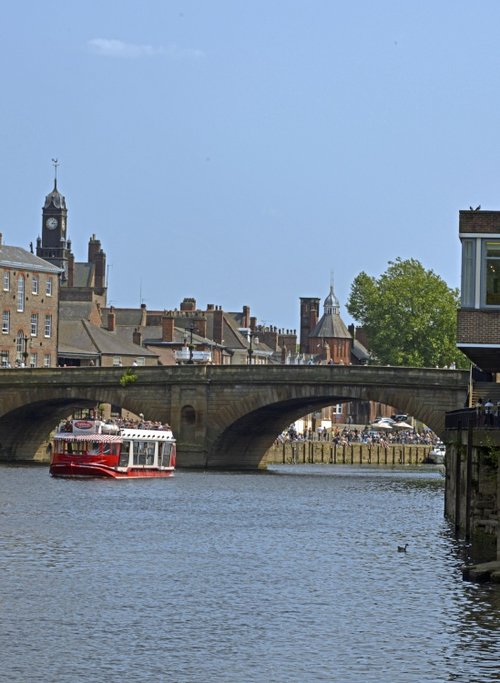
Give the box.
[457,209,500,375]
[0,236,61,367]
[100,299,286,366]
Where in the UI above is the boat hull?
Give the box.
[50,462,174,479]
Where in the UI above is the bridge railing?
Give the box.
[445,408,500,431]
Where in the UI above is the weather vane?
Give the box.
[51,158,59,185]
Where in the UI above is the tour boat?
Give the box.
[49,417,176,479]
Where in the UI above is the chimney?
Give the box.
[133,328,143,346]
[193,315,207,339]
[140,303,147,326]
[107,306,116,332]
[161,315,175,342]
[242,306,250,328]
[249,316,257,332]
[213,308,224,344]
[180,297,196,312]
[94,249,106,293]
[206,303,215,311]
[88,234,101,262]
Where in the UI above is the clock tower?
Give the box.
[36,161,71,277]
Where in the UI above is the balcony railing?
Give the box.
[445,408,500,431]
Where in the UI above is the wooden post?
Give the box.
[465,426,473,542]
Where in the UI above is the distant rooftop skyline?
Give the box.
[2,1,498,329]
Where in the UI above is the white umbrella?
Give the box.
[392,421,413,430]
[370,422,392,430]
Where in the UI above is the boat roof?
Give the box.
[54,434,123,442]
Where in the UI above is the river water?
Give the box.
[1,464,499,683]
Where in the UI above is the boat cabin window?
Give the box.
[57,439,120,456]
[133,440,156,466]
[58,440,86,456]
[161,442,173,467]
[119,441,130,467]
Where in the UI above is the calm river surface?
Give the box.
[1,464,499,683]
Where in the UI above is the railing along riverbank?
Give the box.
[265,441,432,466]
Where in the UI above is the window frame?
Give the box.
[17,275,25,312]
[483,239,500,307]
[44,314,52,338]
[31,313,38,337]
[2,310,10,334]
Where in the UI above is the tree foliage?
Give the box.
[346,258,468,368]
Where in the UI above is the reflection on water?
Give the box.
[1,464,499,683]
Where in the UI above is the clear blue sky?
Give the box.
[1,1,499,331]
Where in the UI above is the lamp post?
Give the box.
[188,322,195,364]
[247,331,254,365]
[23,334,29,367]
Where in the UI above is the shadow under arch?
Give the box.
[207,396,352,469]
[0,398,99,462]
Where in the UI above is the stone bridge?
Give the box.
[0,365,469,469]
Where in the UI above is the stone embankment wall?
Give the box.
[445,428,500,574]
[265,441,432,466]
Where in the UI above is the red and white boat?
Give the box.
[49,417,176,479]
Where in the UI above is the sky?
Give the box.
[1,1,500,332]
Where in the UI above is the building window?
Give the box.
[32,275,39,295]
[135,357,145,366]
[3,271,10,292]
[44,314,52,338]
[2,311,9,334]
[30,353,38,368]
[112,356,122,367]
[461,239,476,308]
[333,404,343,415]
[46,277,53,296]
[17,276,25,312]
[43,353,51,368]
[31,313,38,337]
[485,240,500,306]
[1,350,10,368]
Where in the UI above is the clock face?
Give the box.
[46,217,58,230]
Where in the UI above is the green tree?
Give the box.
[346,258,468,368]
